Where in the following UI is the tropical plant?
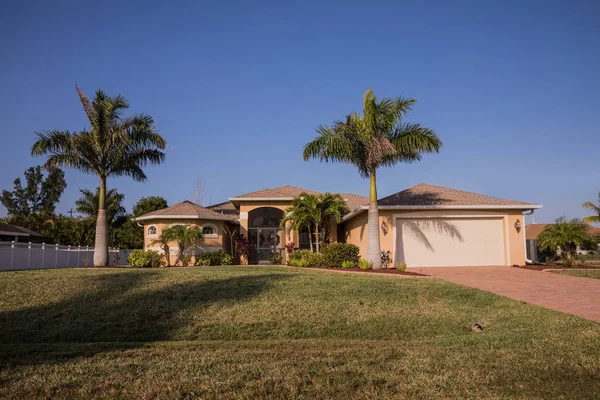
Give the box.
[537,217,597,263]
[162,224,203,266]
[395,263,407,272]
[269,252,283,265]
[195,250,233,266]
[31,85,167,266]
[358,259,373,270]
[341,261,355,269]
[381,250,392,269]
[150,232,171,267]
[76,187,126,226]
[583,193,600,224]
[234,234,252,264]
[320,243,360,268]
[303,89,441,268]
[127,249,163,268]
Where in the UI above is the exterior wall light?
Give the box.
[514,219,521,233]
[381,220,388,235]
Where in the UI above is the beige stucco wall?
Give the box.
[341,209,527,267]
[143,218,230,265]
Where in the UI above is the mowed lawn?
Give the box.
[0,267,599,399]
[550,269,600,280]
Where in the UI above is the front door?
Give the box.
[249,228,281,263]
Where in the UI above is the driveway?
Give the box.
[416,266,600,322]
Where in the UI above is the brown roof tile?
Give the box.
[206,201,239,222]
[231,185,320,199]
[340,193,369,212]
[136,201,236,221]
[378,184,539,207]
[526,223,600,240]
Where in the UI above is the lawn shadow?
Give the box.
[0,270,289,366]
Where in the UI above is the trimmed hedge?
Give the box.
[127,250,163,268]
[195,250,233,266]
[320,243,360,269]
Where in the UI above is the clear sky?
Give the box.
[0,0,598,224]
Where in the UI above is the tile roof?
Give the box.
[526,224,600,240]
[378,183,539,207]
[206,201,239,221]
[135,201,236,221]
[230,185,320,199]
[340,193,369,212]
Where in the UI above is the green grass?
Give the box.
[0,267,599,399]
[550,269,600,279]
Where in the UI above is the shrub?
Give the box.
[289,249,313,262]
[358,259,373,270]
[320,243,360,268]
[287,249,324,267]
[181,255,193,267]
[284,242,295,255]
[381,250,392,269]
[395,262,407,272]
[234,235,252,263]
[341,260,355,269]
[307,251,325,267]
[127,250,163,268]
[195,250,233,266]
[269,252,283,264]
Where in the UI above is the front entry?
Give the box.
[247,207,283,264]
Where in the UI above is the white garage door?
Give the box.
[395,217,506,267]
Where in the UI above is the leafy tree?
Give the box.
[583,193,600,224]
[133,196,168,217]
[538,217,597,262]
[162,224,203,266]
[1,166,66,221]
[31,85,167,266]
[303,89,441,268]
[76,187,126,226]
[281,195,316,251]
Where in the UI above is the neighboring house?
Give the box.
[135,183,541,267]
[526,224,600,262]
[0,224,50,244]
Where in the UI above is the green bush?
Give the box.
[287,249,324,267]
[195,250,233,266]
[288,249,313,262]
[341,261,355,269]
[358,259,373,270]
[320,243,360,268]
[127,250,163,268]
[269,252,283,264]
[395,262,407,272]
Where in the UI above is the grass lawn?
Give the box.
[550,269,600,279]
[0,267,599,399]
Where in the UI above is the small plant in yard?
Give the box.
[269,252,283,264]
[358,259,373,270]
[112,252,121,266]
[235,234,252,264]
[285,242,295,255]
[196,258,211,266]
[320,243,360,268]
[195,250,233,266]
[395,263,407,272]
[127,249,163,268]
[381,250,392,268]
[341,260,355,269]
[181,255,193,267]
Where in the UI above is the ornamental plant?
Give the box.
[235,234,252,264]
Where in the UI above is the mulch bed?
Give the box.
[515,265,600,271]
[297,266,428,276]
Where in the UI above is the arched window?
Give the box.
[202,226,214,235]
[148,226,157,236]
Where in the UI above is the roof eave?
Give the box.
[228,197,294,201]
[133,215,237,222]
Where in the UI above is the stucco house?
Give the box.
[134,183,542,267]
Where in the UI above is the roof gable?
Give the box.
[230,185,320,200]
[135,201,236,221]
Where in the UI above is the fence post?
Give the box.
[41,243,45,269]
[55,244,59,268]
[86,246,90,267]
[10,241,15,271]
[67,245,71,268]
[27,242,32,269]
[77,246,81,267]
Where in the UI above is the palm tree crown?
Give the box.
[538,217,597,260]
[162,224,203,266]
[31,85,167,266]
[76,187,126,226]
[303,89,441,267]
[583,193,600,224]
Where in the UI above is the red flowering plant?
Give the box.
[284,242,295,255]
[235,234,253,264]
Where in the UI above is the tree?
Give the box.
[76,188,126,226]
[1,166,66,222]
[583,193,600,224]
[281,194,317,251]
[303,89,441,268]
[162,224,203,266]
[31,85,167,266]
[150,232,172,267]
[133,196,168,217]
[538,217,596,262]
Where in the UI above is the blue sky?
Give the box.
[0,0,598,224]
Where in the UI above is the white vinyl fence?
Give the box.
[0,241,133,271]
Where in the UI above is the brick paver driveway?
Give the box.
[416,266,600,322]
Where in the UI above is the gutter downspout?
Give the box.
[523,209,535,264]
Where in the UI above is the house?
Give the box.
[0,224,50,244]
[526,224,600,262]
[134,183,542,267]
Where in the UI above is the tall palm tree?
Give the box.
[583,193,600,223]
[303,89,441,268]
[76,187,126,226]
[538,217,596,262]
[281,194,316,251]
[162,224,203,266]
[31,85,166,266]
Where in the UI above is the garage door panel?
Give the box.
[396,217,505,267]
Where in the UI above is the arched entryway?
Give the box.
[248,207,284,264]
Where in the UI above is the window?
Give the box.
[148,226,157,236]
[202,226,214,235]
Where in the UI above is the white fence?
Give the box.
[0,241,133,271]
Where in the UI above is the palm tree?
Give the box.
[583,193,600,223]
[76,187,126,226]
[538,217,596,262]
[303,89,441,268]
[150,232,171,267]
[162,224,203,266]
[31,85,166,266]
[315,192,350,247]
[281,194,316,251]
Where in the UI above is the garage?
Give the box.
[395,216,507,267]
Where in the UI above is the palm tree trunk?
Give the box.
[93,176,109,266]
[315,224,320,252]
[309,225,314,252]
[367,171,382,269]
[163,244,171,267]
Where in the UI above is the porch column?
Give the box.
[239,211,249,265]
